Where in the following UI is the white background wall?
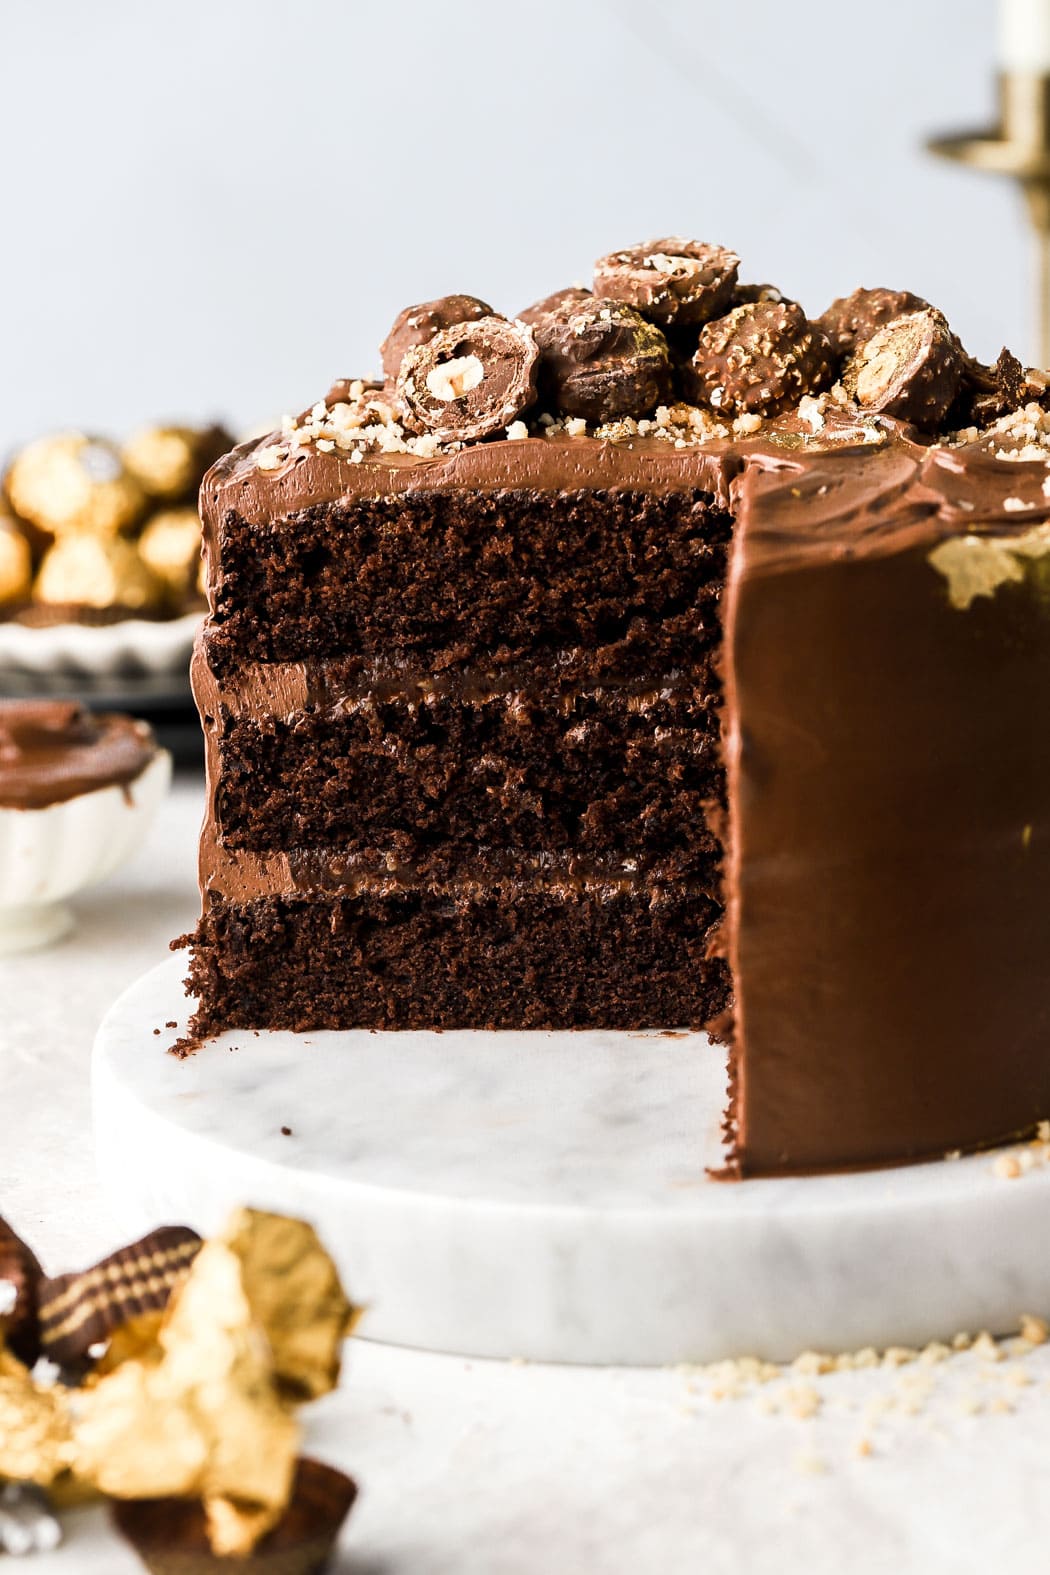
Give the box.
[0,0,1022,445]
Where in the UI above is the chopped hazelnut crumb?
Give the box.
[1020,1313,1049,1345]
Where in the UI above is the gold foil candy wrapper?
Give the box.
[5,434,145,537]
[0,1347,73,1488]
[138,508,202,600]
[71,1286,300,1518]
[35,533,166,613]
[0,515,32,605]
[209,1208,361,1402]
[0,1208,357,1559]
[73,1209,357,1555]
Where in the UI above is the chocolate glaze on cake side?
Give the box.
[178,240,1050,1177]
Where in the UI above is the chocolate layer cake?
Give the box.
[181,242,1050,1175]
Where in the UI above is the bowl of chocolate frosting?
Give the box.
[0,700,171,952]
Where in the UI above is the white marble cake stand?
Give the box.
[93,956,1050,1367]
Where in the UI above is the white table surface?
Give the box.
[5,773,1050,1574]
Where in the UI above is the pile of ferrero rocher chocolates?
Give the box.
[0,1207,360,1572]
[0,423,231,623]
[373,237,1046,446]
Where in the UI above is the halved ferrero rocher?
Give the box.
[35,533,166,614]
[530,297,672,423]
[5,434,146,538]
[395,315,539,442]
[138,509,204,601]
[688,299,834,418]
[842,307,964,429]
[121,425,231,504]
[593,238,740,326]
[817,286,932,357]
[0,514,32,607]
[516,285,593,326]
[380,294,494,382]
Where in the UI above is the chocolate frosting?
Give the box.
[0,701,156,809]
[195,410,1050,1174]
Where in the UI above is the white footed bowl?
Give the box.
[0,750,172,953]
[0,612,200,682]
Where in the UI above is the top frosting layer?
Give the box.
[202,402,1050,582]
[0,701,157,809]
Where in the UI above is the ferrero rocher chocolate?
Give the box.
[35,534,165,614]
[0,515,31,606]
[121,425,230,504]
[5,434,145,537]
[137,508,202,600]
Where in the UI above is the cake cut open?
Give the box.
[178,246,1050,1177]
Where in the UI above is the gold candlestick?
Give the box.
[928,71,1050,365]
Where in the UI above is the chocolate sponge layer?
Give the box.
[185,887,728,1036]
[205,488,729,672]
[214,677,723,879]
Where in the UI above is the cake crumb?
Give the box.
[793,1450,827,1476]
[881,1346,918,1369]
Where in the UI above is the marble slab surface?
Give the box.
[93,954,1050,1366]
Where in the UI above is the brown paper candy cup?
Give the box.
[110,1460,357,1575]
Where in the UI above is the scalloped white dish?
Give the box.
[0,749,172,953]
[0,610,201,684]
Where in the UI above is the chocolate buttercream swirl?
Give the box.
[0,701,157,809]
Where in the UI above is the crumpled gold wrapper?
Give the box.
[6,434,145,537]
[0,1348,72,1488]
[0,1208,360,1559]
[213,1208,362,1402]
[34,533,165,613]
